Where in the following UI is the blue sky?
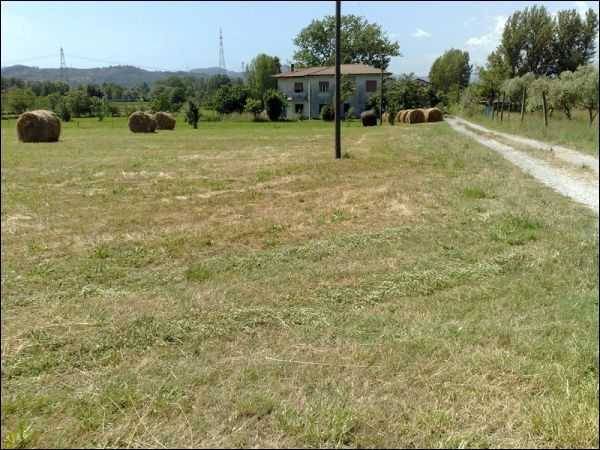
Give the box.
[2,1,598,76]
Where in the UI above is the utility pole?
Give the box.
[379,55,384,125]
[335,0,341,159]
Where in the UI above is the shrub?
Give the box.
[263,89,286,121]
[320,104,334,121]
[244,98,263,121]
[57,101,71,122]
[184,100,200,128]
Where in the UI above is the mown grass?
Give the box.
[1,117,598,448]
[460,109,599,156]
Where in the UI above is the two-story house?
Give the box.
[273,63,391,119]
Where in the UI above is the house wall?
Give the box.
[277,74,381,119]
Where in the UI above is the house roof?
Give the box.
[273,64,391,78]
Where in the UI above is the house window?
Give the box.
[319,81,329,93]
[366,80,377,92]
[294,82,303,93]
[295,104,304,114]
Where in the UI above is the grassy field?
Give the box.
[1,117,598,448]
[459,109,599,157]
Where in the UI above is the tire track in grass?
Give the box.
[452,116,599,175]
[447,117,599,214]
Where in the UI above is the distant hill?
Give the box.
[0,64,245,87]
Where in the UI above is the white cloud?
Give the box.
[465,16,506,50]
[412,28,431,39]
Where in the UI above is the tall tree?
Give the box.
[293,14,400,69]
[500,11,527,76]
[553,8,599,74]
[478,49,511,102]
[246,54,281,100]
[429,49,472,103]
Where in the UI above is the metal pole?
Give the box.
[335,0,341,159]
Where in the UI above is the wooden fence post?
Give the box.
[542,91,548,127]
[520,88,526,123]
[500,92,505,122]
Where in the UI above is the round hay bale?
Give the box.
[395,110,406,124]
[154,111,176,130]
[424,107,443,122]
[128,111,157,133]
[406,109,426,124]
[360,109,378,127]
[16,110,61,143]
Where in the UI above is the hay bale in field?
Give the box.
[128,111,157,133]
[395,110,405,124]
[361,109,378,127]
[154,111,176,130]
[406,109,426,124]
[400,110,411,123]
[16,110,61,143]
[424,107,443,122]
[396,110,404,123]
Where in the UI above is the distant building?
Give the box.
[274,63,391,119]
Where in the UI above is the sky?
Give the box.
[1,1,599,76]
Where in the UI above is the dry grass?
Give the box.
[1,116,598,448]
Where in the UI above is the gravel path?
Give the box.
[452,116,599,175]
[447,117,599,214]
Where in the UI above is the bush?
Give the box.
[263,89,286,121]
[213,85,250,114]
[244,98,263,121]
[320,104,334,121]
[57,101,71,122]
[184,100,200,128]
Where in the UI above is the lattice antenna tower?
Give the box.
[218,28,226,72]
[60,47,68,83]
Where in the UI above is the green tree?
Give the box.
[57,100,71,122]
[429,49,472,104]
[184,100,200,128]
[246,54,281,99]
[263,89,286,121]
[244,98,263,121]
[212,85,250,114]
[293,14,400,69]
[548,70,578,119]
[340,75,356,103]
[499,5,555,76]
[553,8,599,74]
[478,49,511,103]
[573,65,599,125]
[66,89,93,117]
[151,92,173,113]
[8,88,35,114]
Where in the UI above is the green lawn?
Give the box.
[459,109,599,156]
[1,117,598,448]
